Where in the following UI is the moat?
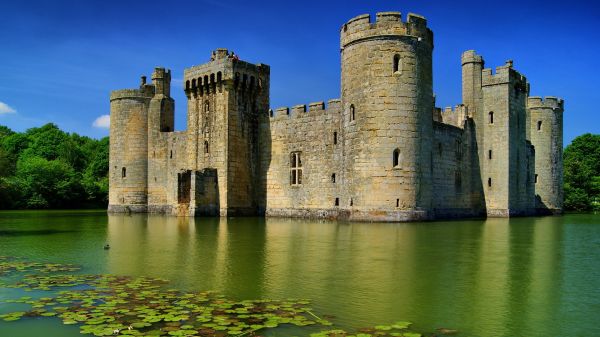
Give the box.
[1,211,599,336]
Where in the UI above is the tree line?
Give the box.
[0,123,598,212]
[564,133,600,211]
[0,123,108,209]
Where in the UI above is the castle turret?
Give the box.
[108,84,154,212]
[340,12,434,221]
[462,51,485,150]
[152,67,171,97]
[147,67,175,212]
[527,96,564,214]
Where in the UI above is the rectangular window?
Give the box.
[535,174,538,184]
[333,132,338,145]
[488,150,492,160]
[455,140,463,161]
[290,152,303,185]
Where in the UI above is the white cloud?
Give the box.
[93,114,110,129]
[0,101,16,114]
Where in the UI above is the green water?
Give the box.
[1,211,599,336]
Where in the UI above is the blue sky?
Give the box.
[0,0,598,145]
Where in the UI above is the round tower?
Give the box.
[108,86,153,213]
[340,12,434,221]
[527,96,564,214]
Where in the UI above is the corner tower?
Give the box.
[340,12,434,221]
[108,81,154,212]
[527,96,564,214]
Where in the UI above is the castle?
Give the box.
[108,11,564,221]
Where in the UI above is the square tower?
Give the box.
[183,49,270,216]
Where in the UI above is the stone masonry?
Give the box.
[108,11,564,221]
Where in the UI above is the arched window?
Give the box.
[335,198,339,206]
[488,149,492,160]
[121,167,126,178]
[393,54,402,74]
[488,177,492,187]
[489,111,494,124]
[185,80,190,90]
[269,109,274,118]
[537,121,542,131]
[535,174,539,184]
[204,141,209,154]
[191,79,196,89]
[331,173,336,183]
[350,104,355,122]
[393,148,401,168]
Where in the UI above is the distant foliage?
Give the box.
[564,133,600,211]
[0,123,108,210]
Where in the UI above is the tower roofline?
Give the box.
[340,11,432,49]
[527,96,564,110]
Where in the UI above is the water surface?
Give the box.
[1,211,599,336]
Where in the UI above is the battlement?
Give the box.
[340,12,432,49]
[110,87,154,101]
[527,96,564,110]
[439,104,468,127]
[184,52,269,96]
[482,60,528,87]
[152,67,171,80]
[461,50,484,66]
[270,99,341,120]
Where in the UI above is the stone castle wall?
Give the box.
[108,11,564,221]
[262,100,343,219]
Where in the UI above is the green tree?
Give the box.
[14,155,83,209]
[0,123,110,209]
[563,133,600,211]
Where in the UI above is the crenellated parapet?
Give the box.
[482,60,529,94]
[527,96,564,111]
[270,99,341,121]
[440,104,468,128]
[461,50,484,66]
[110,87,154,102]
[340,12,433,50]
[184,49,269,98]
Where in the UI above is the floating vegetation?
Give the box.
[0,256,80,276]
[309,321,422,337]
[0,257,430,337]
